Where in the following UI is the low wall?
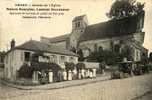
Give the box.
[11,74,152,100]
[81,61,100,69]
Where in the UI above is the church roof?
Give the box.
[7,40,77,56]
[46,34,70,43]
[79,15,141,42]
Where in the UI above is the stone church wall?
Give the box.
[79,39,112,52]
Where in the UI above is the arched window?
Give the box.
[75,22,81,28]
[94,44,97,52]
[77,22,80,27]
[98,46,103,52]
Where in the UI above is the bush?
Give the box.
[18,63,34,78]
[107,0,144,19]
[65,62,75,71]
[76,62,85,70]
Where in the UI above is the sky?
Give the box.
[0,0,152,52]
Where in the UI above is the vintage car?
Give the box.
[111,60,150,79]
[111,61,133,79]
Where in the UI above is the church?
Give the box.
[41,12,148,62]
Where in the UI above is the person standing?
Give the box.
[63,70,67,81]
[89,69,93,78]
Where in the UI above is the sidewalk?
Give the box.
[1,74,111,90]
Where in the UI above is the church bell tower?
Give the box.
[69,15,88,50]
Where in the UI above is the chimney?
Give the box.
[11,39,15,49]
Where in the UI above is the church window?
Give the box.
[75,22,81,28]
[98,46,103,52]
[94,44,98,52]
[136,51,138,59]
[77,22,80,27]
[75,23,77,28]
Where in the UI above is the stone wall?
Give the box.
[78,35,133,52]
[79,38,112,52]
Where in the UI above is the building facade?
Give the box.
[4,40,78,81]
[41,12,148,62]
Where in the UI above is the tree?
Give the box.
[141,53,148,65]
[100,50,119,65]
[71,47,77,53]
[65,62,75,71]
[18,63,34,78]
[76,62,85,70]
[87,49,119,65]
[120,45,133,61]
[77,49,84,61]
[107,0,144,19]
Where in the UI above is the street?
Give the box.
[133,91,152,100]
[0,74,152,100]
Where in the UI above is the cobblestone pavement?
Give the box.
[0,73,152,100]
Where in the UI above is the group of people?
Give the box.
[57,68,97,81]
[37,68,97,84]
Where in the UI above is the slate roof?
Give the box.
[42,15,86,43]
[47,34,70,43]
[10,40,77,56]
[79,15,141,42]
